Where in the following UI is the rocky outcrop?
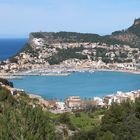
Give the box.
[111,18,140,48]
[133,18,140,26]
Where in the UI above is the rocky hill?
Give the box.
[29,31,125,48]
[26,19,140,66]
[111,18,140,48]
[29,18,140,48]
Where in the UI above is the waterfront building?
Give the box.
[56,102,66,111]
[132,90,140,99]
[125,92,135,102]
[48,100,57,109]
[103,95,114,106]
[114,91,129,103]
[93,97,105,107]
[65,96,81,109]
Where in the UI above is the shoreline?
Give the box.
[1,70,140,107]
[0,68,140,79]
[95,68,140,74]
[22,89,140,110]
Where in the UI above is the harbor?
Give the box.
[10,71,140,100]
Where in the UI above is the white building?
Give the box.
[56,102,65,110]
[93,97,105,107]
[103,95,114,106]
[65,96,81,109]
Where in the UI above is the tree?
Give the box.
[100,131,114,140]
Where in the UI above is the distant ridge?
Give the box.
[29,18,140,48]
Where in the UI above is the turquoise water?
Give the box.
[11,71,140,100]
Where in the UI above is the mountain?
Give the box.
[29,31,126,47]
[29,18,140,48]
[111,18,140,48]
[26,19,140,65]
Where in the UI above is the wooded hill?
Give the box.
[31,18,140,48]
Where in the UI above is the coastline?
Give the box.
[95,68,140,74]
[0,67,140,79]
[1,70,140,108]
[1,68,140,101]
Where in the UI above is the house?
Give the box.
[39,99,49,107]
[65,96,81,109]
[132,90,140,99]
[93,97,105,108]
[114,91,129,103]
[103,95,114,106]
[125,92,135,102]
[48,100,57,109]
[56,102,65,110]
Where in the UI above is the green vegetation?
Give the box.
[47,47,87,65]
[31,31,127,46]
[90,48,132,64]
[0,86,55,140]
[0,78,13,87]
[19,43,34,53]
[0,85,104,140]
[112,30,126,36]
[18,43,39,58]
[71,99,140,140]
[31,32,45,38]
[100,101,140,140]
[52,32,127,46]
[9,57,18,63]
[70,109,104,131]
[53,32,101,43]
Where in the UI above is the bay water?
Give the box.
[11,72,140,100]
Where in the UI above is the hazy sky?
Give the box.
[0,0,140,38]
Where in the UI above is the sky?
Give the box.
[0,0,140,38]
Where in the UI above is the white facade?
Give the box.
[65,96,81,109]
[56,102,65,110]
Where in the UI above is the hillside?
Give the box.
[29,18,140,48]
[72,98,140,140]
[111,18,140,48]
[0,79,55,139]
[29,31,126,46]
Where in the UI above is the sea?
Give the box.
[0,39,140,100]
[0,38,27,61]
